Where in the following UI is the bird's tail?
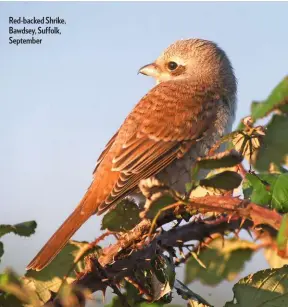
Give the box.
[26,191,97,271]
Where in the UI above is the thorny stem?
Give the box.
[47,195,283,306]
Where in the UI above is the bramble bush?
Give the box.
[1,77,288,307]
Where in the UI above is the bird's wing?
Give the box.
[26,80,220,271]
[93,131,119,174]
[96,80,220,213]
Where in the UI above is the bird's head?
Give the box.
[139,38,237,105]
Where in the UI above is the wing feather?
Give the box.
[95,80,221,214]
[93,131,119,174]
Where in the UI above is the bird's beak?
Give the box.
[138,63,160,78]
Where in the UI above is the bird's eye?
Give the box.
[167,61,178,71]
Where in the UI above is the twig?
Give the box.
[71,217,254,294]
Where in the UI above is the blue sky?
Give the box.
[0,2,287,306]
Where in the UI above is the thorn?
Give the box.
[234,229,240,238]
[197,243,202,254]
[246,228,254,239]
[239,217,246,229]
[221,235,225,248]
[227,213,234,223]
[191,251,206,269]
[102,289,106,303]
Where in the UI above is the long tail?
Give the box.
[26,191,97,271]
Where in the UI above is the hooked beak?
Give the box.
[138,63,160,78]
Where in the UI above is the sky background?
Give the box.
[0,2,288,306]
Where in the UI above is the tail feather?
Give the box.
[26,195,96,271]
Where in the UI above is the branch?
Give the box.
[47,195,283,306]
[72,217,251,293]
[185,195,282,230]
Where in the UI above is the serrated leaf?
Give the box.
[199,171,242,191]
[145,195,176,219]
[139,178,178,219]
[185,238,255,286]
[101,198,141,231]
[25,240,101,303]
[271,174,288,212]
[224,265,288,307]
[197,150,243,169]
[242,173,277,205]
[251,76,288,120]
[256,115,288,171]
[0,221,37,238]
[243,173,288,211]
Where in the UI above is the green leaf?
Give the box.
[271,174,288,212]
[0,270,41,306]
[0,221,37,238]
[104,282,181,307]
[145,195,176,220]
[276,214,288,257]
[199,171,242,191]
[151,255,175,287]
[0,294,24,307]
[256,115,288,171]
[242,173,277,205]
[104,281,144,307]
[104,296,124,307]
[243,173,288,211]
[225,265,288,307]
[251,76,288,120]
[25,240,101,303]
[101,198,141,231]
[197,150,243,169]
[185,238,255,286]
[151,255,175,301]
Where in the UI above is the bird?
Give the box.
[27,38,237,271]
